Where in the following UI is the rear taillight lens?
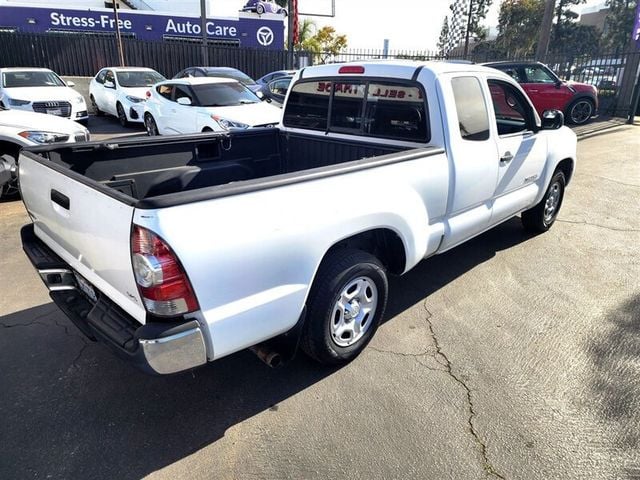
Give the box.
[131,225,199,317]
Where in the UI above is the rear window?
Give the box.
[451,76,490,141]
[283,79,429,142]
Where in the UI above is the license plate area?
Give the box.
[74,271,98,303]
[47,108,62,116]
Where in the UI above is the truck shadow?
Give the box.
[0,217,535,480]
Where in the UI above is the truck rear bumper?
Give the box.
[21,224,208,375]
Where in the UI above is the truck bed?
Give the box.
[27,129,423,207]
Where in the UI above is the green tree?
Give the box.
[301,26,348,63]
[553,0,586,40]
[552,23,601,54]
[437,17,450,56]
[295,18,317,49]
[604,0,636,51]
[496,0,545,56]
[466,0,494,43]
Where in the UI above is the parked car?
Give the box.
[19,61,575,374]
[144,77,281,135]
[484,61,598,125]
[0,67,88,124]
[89,67,165,127]
[241,0,287,15]
[572,66,618,92]
[173,66,261,93]
[258,75,293,107]
[0,104,89,198]
[256,69,297,85]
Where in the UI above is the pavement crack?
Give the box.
[71,343,90,370]
[423,302,506,480]
[556,219,640,233]
[368,346,448,371]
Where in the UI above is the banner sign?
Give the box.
[0,5,285,49]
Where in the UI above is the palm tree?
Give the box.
[296,18,316,49]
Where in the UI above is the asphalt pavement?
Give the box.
[0,124,638,480]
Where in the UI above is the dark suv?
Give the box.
[484,61,598,125]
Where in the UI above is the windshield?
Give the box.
[192,82,260,107]
[116,70,165,87]
[205,70,257,86]
[2,70,65,88]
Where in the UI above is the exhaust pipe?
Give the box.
[250,344,283,368]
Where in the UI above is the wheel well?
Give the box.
[0,140,21,159]
[325,229,407,275]
[556,158,574,185]
[202,127,213,132]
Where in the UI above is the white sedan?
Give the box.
[0,67,88,124]
[0,104,90,198]
[143,77,281,136]
[89,67,165,127]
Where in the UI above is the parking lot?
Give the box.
[0,122,638,479]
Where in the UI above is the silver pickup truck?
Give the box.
[19,61,576,374]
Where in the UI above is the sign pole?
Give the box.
[112,0,125,66]
[200,0,208,66]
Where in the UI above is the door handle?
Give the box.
[500,152,514,163]
[51,189,70,210]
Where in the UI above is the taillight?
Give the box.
[131,225,199,317]
[146,90,151,98]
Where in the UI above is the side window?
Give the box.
[523,66,556,84]
[193,69,205,77]
[105,70,115,86]
[282,81,330,130]
[500,67,524,83]
[364,82,428,141]
[451,76,490,141]
[96,70,106,84]
[156,84,173,100]
[488,80,531,136]
[330,82,366,132]
[269,79,290,95]
[173,85,193,103]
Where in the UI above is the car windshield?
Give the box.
[205,70,257,86]
[192,82,260,107]
[116,70,165,87]
[2,70,65,88]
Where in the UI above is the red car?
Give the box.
[484,61,598,125]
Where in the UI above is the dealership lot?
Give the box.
[0,125,638,478]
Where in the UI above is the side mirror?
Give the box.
[541,109,564,130]
[176,97,192,106]
[104,80,115,89]
[255,90,265,99]
[66,80,76,88]
[554,80,563,89]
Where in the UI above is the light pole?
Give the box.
[200,0,208,66]
[112,0,125,66]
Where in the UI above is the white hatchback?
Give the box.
[89,67,165,127]
[143,77,281,136]
[0,68,88,124]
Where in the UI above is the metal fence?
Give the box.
[1,32,638,116]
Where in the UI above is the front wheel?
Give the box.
[145,114,159,136]
[301,249,388,365]
[116,102,129,127]
[521,171,566,232]
[90,95,103,116]
[256,4,265,14]
[567,98,594,125]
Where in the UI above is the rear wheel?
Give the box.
[145,114,159,136]
[521,171,566,232]
[256,4,265,14]
[301,249,388,365]
[567,98,594,125]
[116,102,129,127]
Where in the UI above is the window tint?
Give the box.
[105,70,115,85]
[193,69,205,77]
[283,81,330,130]
[524,66,556,83]
[498,67,524,83]
[330,82,366,131]
[96,70,106,84]
[192,82,259,106]
[488,80,531,135]
[3,70,65,88]
[365,82,427,141]
[451,76,490,141]
[156,84,173,100]
[269,78,291,95]
[173,84,193,103]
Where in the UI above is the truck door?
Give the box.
[486,78,547,224]
[438,74,499,251]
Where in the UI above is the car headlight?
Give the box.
[126,95,145,103]
[73,95,85,105]
[212,116,250,130]
[9,98,30,106]
[18,131,70,144]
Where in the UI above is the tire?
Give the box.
[90,95,103,116]
[145,113,159,136]
[256,4,265,14]
[116,102,129,127]
[566,98,594,125]
[301,249,388,365]
[521,171,566,233]
[0,149,20,200]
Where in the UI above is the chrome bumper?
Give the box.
[139,321,208,374]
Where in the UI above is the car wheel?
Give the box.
[145,114,159,136]
[301,249,388,365]
[116,102,129,127]
[256,4,265,14]
[0,150,20,200]
[90,95,103,116]
[567,98,594,125]
[521,171,566,233]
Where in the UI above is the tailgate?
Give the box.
[19,152,146,324]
